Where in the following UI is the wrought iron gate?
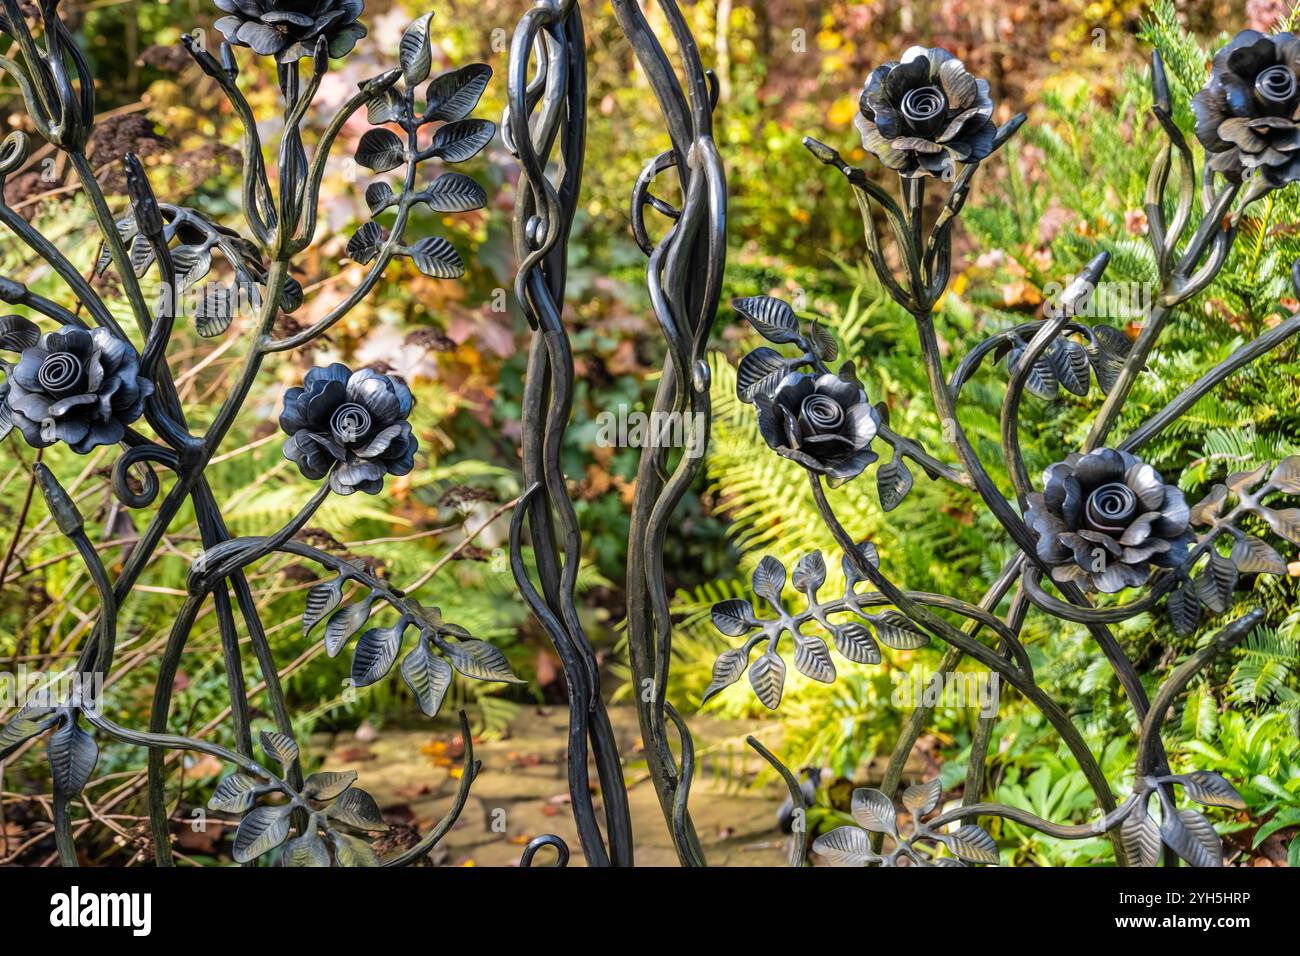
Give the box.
[0,0,1295,868]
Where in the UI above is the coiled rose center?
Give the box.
[801,394,844,433]
[900,85,947,127]
[1255,65,1297,106]
[1085,482,1137,531]
[37,353,83,396]
[330,402,372,444]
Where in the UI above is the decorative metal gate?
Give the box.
[0,0,1295,868]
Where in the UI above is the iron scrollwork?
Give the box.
[0,0,1296,871]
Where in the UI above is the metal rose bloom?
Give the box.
[1026,449,1192,594]
[280,363,417,495]
[213,0,367,63]
[756,372,880,481]
[5,327,153,453]
[856,46,997,179]
[1192,30,1300,186]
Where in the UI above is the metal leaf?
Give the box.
[302,577,344,638]
[809,321,838,362]
[1167,580,1201,637]
[422,172,487,212]
[232,805,292,863]
[732,295,799,344]
[327,787,388,832]
[873,610,929,649]
[751,555,786,605]
[425,64,493,123]
[428,119,496,163]
[48,720,98,798]
[209,773,261,813]
[0,702,58,750]
[346,220,385,264]
[408,236,464,279]
[902,779,942,816]
[1175,771,1246,810]
[1225,463,1268,497]
[365,181,394,215]
[812,826,878,866]
[831,621,880,664]
[877,456,913,512]
[302,770,358,802]
[399,12,434,86]
[702,647,749,703]
[365,87,405,126]
[281,830,331,867]
[943,823,999,864]
[736,346,788,404]
[1193,551,1237,615]
[1120,806,1162,868]
[445,638,524,683]
[260,731,299,770]
[356,129,406,174]
[1269,456,1300,494]
[1230,535,1286,575]
[323,598,374,657]
[710,599,757,637]
[850,787,897,835]
[1009,345,1058,399]
[791,550,827,595]
[1262,506,1300,546]
[1189,484,1227,525]
[333,832,381,867]
[351,622,405,688]
[0,384,10,442]
[1160,807,1222,868]
[0,314,40,351]
[1049,339,1090,396]
[194,284,236,338]
[793,631,836,683]
[748,651,786,710]
[841,540,879,587]
[400,638,454,717]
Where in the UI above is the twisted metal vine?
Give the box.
[1,2,1296,871]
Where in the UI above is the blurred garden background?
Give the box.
[1,0,1298,866]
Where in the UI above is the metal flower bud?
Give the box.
[33,462,83,537]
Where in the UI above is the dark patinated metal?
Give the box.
[0,0,1294,870]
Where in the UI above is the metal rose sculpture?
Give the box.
[1026,449,1192,593]
[857,46,998,180]
[1,0,1297,874]
[0,0,514,868]
[1193,29,1300,187]
[695,35,1300,870]
[4,326,154,453]
[279,363,418,495]
[213,0,369,62]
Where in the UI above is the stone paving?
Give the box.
[312,705,793,867]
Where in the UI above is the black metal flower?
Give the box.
[1192,30,1300,187]
[3,327,153,453]
[279,362,417,495]
[755,371,880,481]
[1026,448,1192,593]
[856,46,997,179]
[213,0,368,63]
